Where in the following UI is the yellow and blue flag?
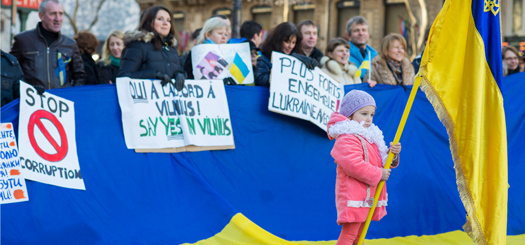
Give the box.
[354,60,370,80]
[418,0,508,244]
[229,53,250,84]
[55,52,71,86]
[349,42,377,80]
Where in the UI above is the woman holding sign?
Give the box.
[118,6,185,91]
[254,22,319,87]
[320,38,362,85]
[184,17,231,80]
[363,34,415,87]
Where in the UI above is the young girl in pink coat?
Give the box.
[327,90,401,245]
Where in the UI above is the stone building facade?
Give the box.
[138,0,524,55]
[138,0,444,55]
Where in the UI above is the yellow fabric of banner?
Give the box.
[418,0,508,244]
[300,231,525,245]
[184,213,524,245]
[182,213,297,245]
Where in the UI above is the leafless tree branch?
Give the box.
[88,0,107,30]
[73,0,79,23]
[63,10,78,34]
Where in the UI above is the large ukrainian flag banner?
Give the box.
[418,0,508,243]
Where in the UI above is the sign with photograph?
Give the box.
[191,43,254,85]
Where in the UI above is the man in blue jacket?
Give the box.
[345,16,377,80]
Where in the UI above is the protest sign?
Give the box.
[116,77,235,152]
[0,123,29,204]
[191,43,254,85]
[268,52,344,131]
[18,82,85,190]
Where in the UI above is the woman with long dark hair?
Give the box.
[118,6,185,90]
[254,22,317,86]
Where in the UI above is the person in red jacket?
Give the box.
[327,90,402,245]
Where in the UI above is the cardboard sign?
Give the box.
[191,43,254,85]
[268,52,344,131]
[18,82,85,190]
[0,123,29,204]
[116,78,235,151]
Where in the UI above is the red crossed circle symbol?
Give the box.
[27,110,68,162]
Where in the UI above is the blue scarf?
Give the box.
[228,37,247,44]
[349,42,378,79]
[203,39,217,44]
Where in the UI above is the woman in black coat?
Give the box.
[98,30,125,84]
[118,6,184,90]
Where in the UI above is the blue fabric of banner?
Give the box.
[1,73,524,244]
[471,0,504,88]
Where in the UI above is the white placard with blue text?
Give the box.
[268,52,344,131]
[116,77,235,150]
[18,81,85,190]
[0,123,29,204]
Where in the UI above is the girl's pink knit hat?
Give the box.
[339,90,376,118]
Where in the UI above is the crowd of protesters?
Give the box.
[2,0,524,107]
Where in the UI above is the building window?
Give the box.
[336,0,360,37]
[384,1,409,36]
[384,0,412,55]
[251,5,272,32]
[213,8,232,21]
[513,0,523,36]
[292,3,315,26]
[173,12,185,32]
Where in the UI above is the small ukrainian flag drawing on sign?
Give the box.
[229,53,250,84]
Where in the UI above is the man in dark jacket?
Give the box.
[1,50,23,107]
[229,20,264,48]
[10,0,85,92]
[297,20,323,62]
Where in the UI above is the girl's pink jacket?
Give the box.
[327,112,398,224]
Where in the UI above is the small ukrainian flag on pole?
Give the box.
[354,60,369,79]
[228,53,250,84]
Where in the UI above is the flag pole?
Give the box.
[356,75,422,245]
[368,50,371,81]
